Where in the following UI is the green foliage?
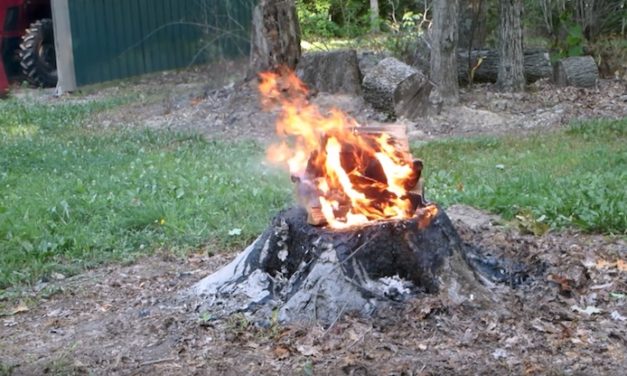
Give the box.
[296,0,371,39]
[413,118,627,235]
[0,99,290,289]
[588,35,627,78]
[384,11,424,61]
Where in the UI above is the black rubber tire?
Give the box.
[19,19,57,88]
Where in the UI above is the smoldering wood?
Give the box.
[296,50,362,95]
[188,206,501,325]
[249,0,301,76]
[457,48,552,83]
[362,57,433,120]
[553,56,599,88]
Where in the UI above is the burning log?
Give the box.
[189,205,494,325]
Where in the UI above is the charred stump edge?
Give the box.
[190,206,493,325]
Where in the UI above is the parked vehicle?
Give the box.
[1,0,56,96]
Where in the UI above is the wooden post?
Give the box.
[51,0,77,94]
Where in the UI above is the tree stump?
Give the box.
[553,56,599,88]
[362,57,433,120]
[189,206,495,325]
[457,48,552,83]
[249,0,301,76]
[296,50,362,95]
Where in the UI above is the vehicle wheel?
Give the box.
[19,19,57,87]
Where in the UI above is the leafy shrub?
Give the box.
[587,35,627,78]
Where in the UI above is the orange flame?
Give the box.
[260,70,418,228]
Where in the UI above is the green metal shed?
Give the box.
[51,0,255,92]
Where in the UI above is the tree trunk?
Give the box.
[553,56,599,87]
[249,0,301,76]
[370,0,380,33]
[296,50,362,95]
[457,48,552,83]
[430,0,460,105]
[497,0,525,91]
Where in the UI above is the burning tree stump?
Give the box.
[191,205,492,324]
[188,69,500,325]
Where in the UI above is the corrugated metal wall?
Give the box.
[67,0,255,86]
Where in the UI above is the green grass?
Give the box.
[1,96,625,291]
[413,118,626,235]
[0,99,290,289]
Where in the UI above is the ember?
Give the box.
[259,69,432,228]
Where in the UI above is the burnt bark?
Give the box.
[553,56,599,88]
[249,0,301,76]
[458,48,552,83]
[362,57,433,120]
[430,0,460,104]
[296,50,362,95]
[189,206,498,325]
[497,0,525,91]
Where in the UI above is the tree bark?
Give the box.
[497,0,525,91]
[296,50,362,95]
[553,56,599,87]
[457,48,552,83]
[362,57,433,120]
[249,0,301,76]
[370,0,380,33]
[430,0,460,105]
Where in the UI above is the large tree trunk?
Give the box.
[430,0,460,105]
[249,0,301,75]
[497,0,525,91]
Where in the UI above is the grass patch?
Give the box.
[1,95,624,290]
[0,99,290,289]
[413,118,626,235]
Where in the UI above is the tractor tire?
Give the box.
[19,19,57,88]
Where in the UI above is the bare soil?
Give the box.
[1,67,626,375]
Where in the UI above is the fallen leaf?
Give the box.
[273,345,290,360]
[571,305,602,316]
[492,348,508,359]
[616,259,627,272]
[10,302,29,315]
[610,311,626,321]
[228,228,242,236]
[296,344,320,357]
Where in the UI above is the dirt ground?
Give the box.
[1,65,626,375]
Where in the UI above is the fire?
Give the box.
[259,69,423,228]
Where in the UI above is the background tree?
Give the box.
[497,0,525,91]
[249,0,301,75]
[430,0,460,104]
[370,0,380,32]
